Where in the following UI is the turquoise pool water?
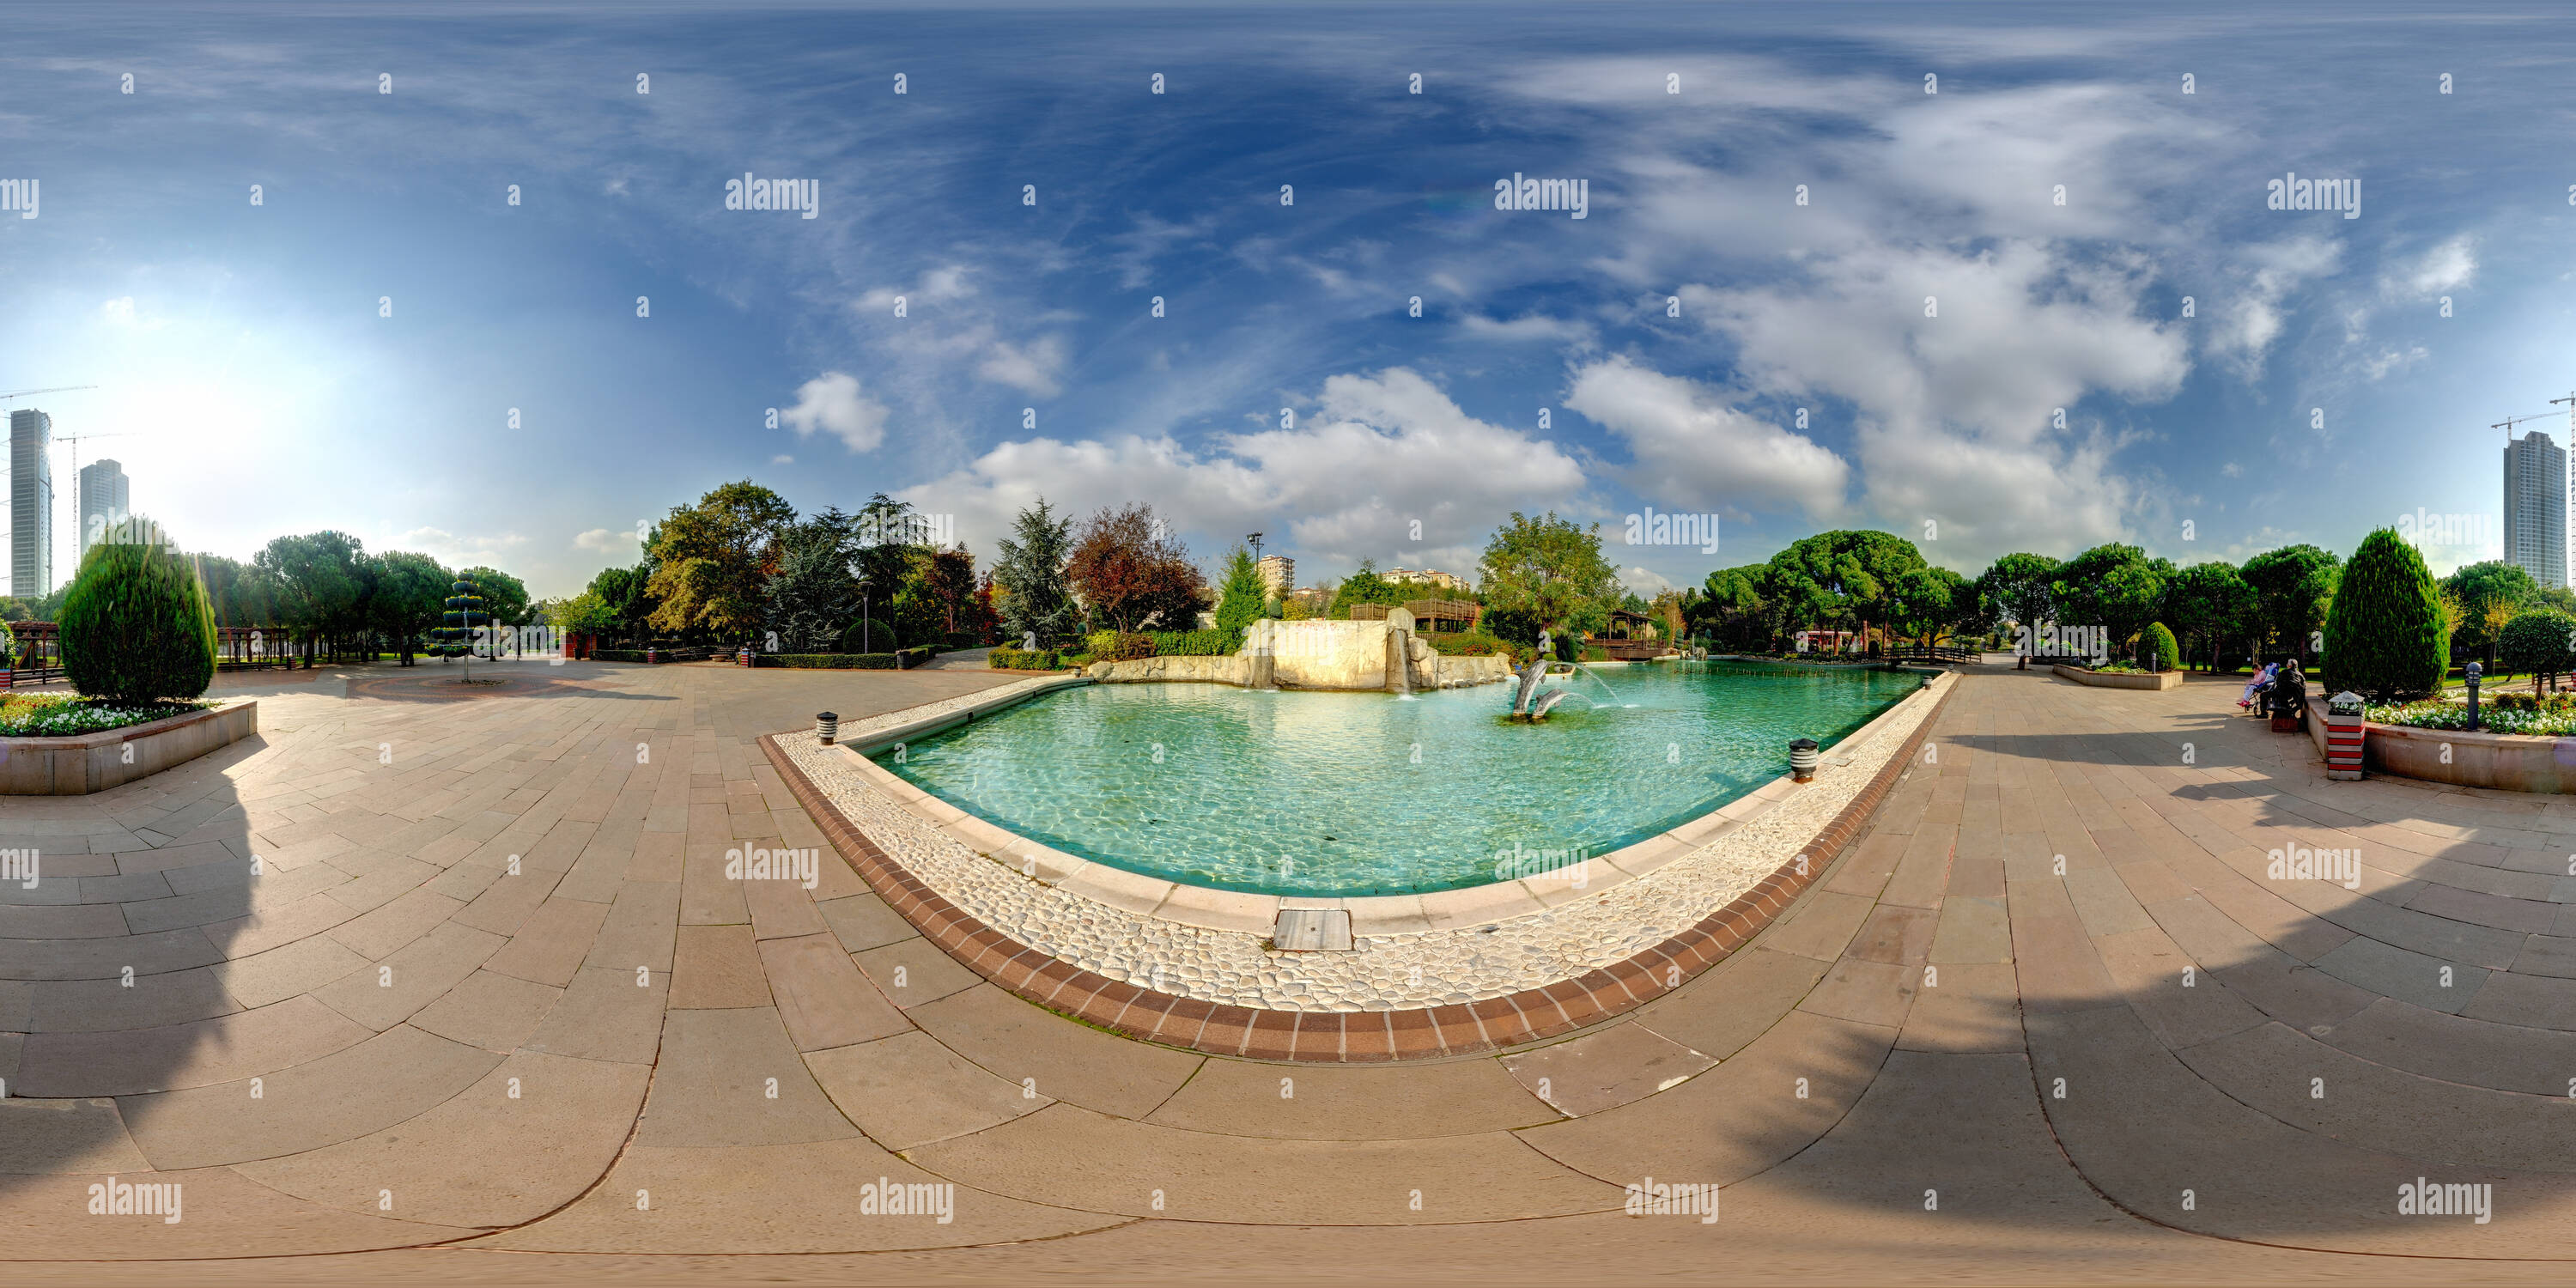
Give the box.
[876,661,1923,897]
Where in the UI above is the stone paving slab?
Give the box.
[31,664,2576,1273]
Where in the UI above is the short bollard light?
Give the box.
[817,711,840,745]
[1789,737,1820,781]
[2465,662,2482,732]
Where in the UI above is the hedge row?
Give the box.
[751,647,934,670]
[754,653,899,670]
[988,647,1062,670]
[1147,628,1240,656]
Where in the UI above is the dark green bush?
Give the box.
[1428,630,1525,662]
[2145,622,2180,672]
[1146,629,1238,656]
[59,541,217,702]
[752,653,899,670]
[897,646,933,668]
[2322,528,2448,700]
[942,630,984,651]
[987,647,1060,670]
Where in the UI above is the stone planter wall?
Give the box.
[2051,665,2185,690]
[0,699,259,795]
[2303,710,2576,793]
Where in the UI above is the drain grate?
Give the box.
[1273,908,1353,951]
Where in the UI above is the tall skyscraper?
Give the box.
[9,410,51,599]
[2505,428,2568,589]
[77,459,129,552]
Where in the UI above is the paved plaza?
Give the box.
[6,659,2576,1282]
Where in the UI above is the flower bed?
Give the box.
[0,697,258,795]
[2368,696,2576,736]
[0,695,217,736]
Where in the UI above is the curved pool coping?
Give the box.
[761,666,1958,1060]
[829,675,1922,930]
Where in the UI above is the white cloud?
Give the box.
[398,526,528,563]
[781,371,890,453]
[1461,312,1595,345]
[976,334,1066,398]
[2400,236,2477,297]
[896,367,1588,578]
[99,296,136,326]
[1679,239,2185,565]
[574,526,644,553]
[770,453,794,465]
[1566,355,1846,519]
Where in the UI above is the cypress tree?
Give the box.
[2320,528,2447,701]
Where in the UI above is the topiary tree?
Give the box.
[2322,528,2449,701]
[58,540,217,704]
[435,574,489,677]
[2144,622,2180,672]
[2496,608,2576,694]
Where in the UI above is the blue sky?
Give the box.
[2,1,2571,598]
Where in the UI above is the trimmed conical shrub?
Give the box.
[2145,622,2180,672]
[58,540,217,703]
[435,574,488,659]
[2321,527,2447,701]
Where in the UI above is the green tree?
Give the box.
[993,497,1077,647]
[1977,552,2061,641]
[2322,528,2449,700]
[1765,530,1928,651]
[2497,608,2576,692]
[763,520,861,653]
[1329,560,1408,619]
[2163,562,2257,671]
[1214,545,1268,636]
[253,531,367,665]
[2052,544,2169,660]
[1684,566,1769,650]
[58,540,216,703]
[459,566,531,630]
[1887,565,1974,648]
[2240,544,2341,663]
[369,550,452,665]
[1479,511,1622,646]
[587,564,654,638]
[2441,560,2540,668]
[546,591,618,634]
[2144,622,2181,672]
[918,546,978,635]
[645,481,797,640]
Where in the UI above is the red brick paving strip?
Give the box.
[761,677,1957,1062]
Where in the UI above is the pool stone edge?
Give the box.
[760,667,1959,1061]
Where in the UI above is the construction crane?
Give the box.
[0,386,98,404]
[2494,409,2563,440]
